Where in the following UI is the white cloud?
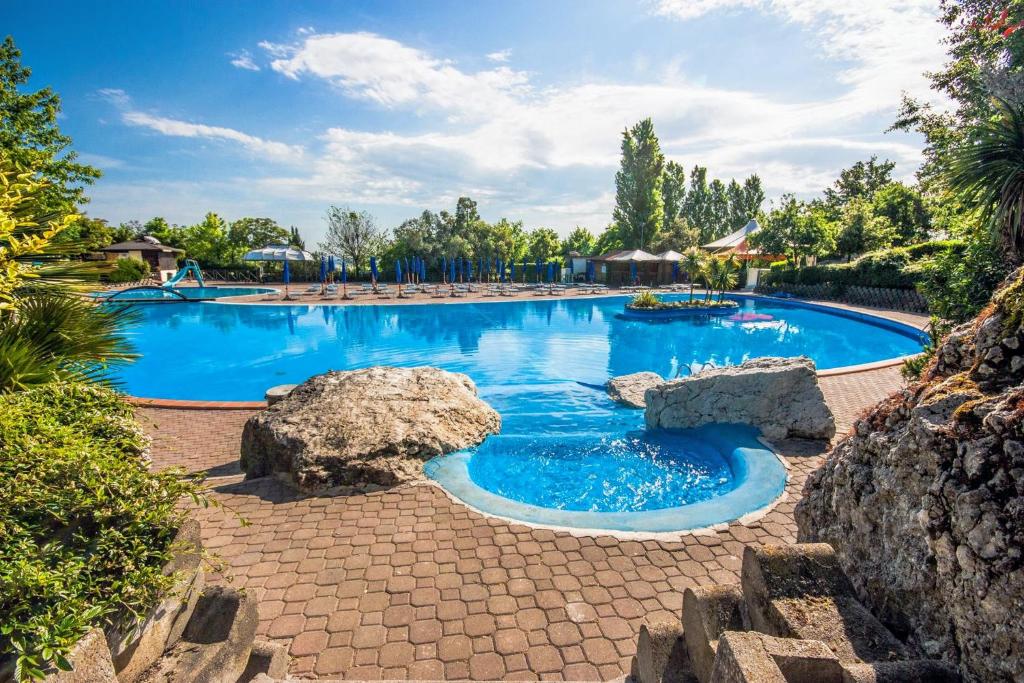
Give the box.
[121,111,304,163]
[229,50,260,71]
[261,32,529,117]
[486,49,512,63]
[97,88,132,108]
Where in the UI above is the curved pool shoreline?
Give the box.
[422,423,788,535]
[124,293,926,408]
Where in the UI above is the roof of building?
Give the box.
[590,249,661,262]
[655,250,685,261]
[101,240,184,253]
[703,219,761,250]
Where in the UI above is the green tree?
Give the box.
[740,174,766,223]
[228,217,290,254]
[593,224,624,255]
[649,216,699,253]
[822,156,896,218]
[288,226,305,249]
[871,182,930,245]
[320,207,383,277]
[51,216,113,253]
[752,195,835,265]
[836,197,898,260]
[527,228,562,263]
[111,220,141,243]
[562,226,596,257]
[142,217,183,248]
[613,118,664,249]
[680,247,706,302]
[181,212,231,266]
[0,37,100,214]
[661,161,686,235]
[490,218,528,262]
[946,94,1024,262]
[683,165,711,243]
[707,179,730,240]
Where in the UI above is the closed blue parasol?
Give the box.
[341,258,349,298]
[465,258,472,281]
[420,257,427,282]
[630,260,637,285]
[282,259,292,299]
[510,260,516,281]
[523,260,528,283]
[441,256,447,283]
[535,259,542,283]
[568,257,574,275]
[395,259,402,284]
[497,258,503,282]
[672,261,680,283]
[319,256,327,283]
[450,256,457,283]
[370,256,379,283]
[547,261,554,283]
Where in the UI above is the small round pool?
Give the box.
[467,430,734,512]
[425,423,788,533]
[97,285,275,301]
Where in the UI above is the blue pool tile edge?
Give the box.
[422,423,788,534]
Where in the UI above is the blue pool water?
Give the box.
[467,429,734,512]
[99,286,274,301]
[115,294,924,515]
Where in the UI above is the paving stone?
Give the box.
[140,344,911,681]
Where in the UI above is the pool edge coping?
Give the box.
[418,427,792,539]
[126,294,924,410]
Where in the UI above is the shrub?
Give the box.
[762,241,966,290]
[107,257,150,284]
[0,383,206,681]
[629,291,661,308]
[918,232,1012,323]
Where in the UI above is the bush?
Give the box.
[107,257,150,284]
[762,241,965,290]
[0,383,206,680]
[918,233,1011,323]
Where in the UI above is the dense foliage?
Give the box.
[0,160,136,392]
[106,257,149,284]
[764,242,965,290]
[0,37,100,214]
[0,383,205,681]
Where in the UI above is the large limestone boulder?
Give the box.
[607,371,664,408]
[240,366,501,490]
[797,269,1024,682]
[645,357,835,441]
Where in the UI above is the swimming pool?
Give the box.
[116,294,924,529]
[97,285,275,301]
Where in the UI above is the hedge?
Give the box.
[0,383,205,680]
[764,240,964,290]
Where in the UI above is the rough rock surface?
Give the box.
[645,357,835,441]
[607,371,664,408]
[797,269,1024,682]
[240,366,501,490]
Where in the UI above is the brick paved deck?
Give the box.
[140,364,905,681]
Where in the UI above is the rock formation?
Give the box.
[645,357,835,441]
[240,366,501,490]
[607,371,664,408]
[797,270,1024,682]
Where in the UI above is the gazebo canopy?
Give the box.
[591,249,660,262]
[703,219,761,252]
[656,250,685,261]
[242,244,316,262]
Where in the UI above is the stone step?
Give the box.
[633,617,697,683]
[709,632,844,683]
[840,660,960,682]
[682,585,745,683]
[137,586,258,683]
[235,640,289,682]
[111,519,206,683]
[741,544,912,664]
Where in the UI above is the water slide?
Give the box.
[163,259,205,288]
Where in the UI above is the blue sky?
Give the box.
[7,0,948,245]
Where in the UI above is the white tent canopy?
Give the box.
[242,244,316,262]
[656,250,685,261]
